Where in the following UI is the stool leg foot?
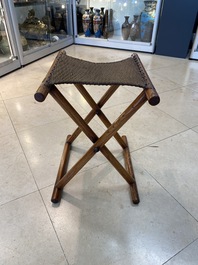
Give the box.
[51,135,71,203]
[122,135,140,204]
[51,188,63,204]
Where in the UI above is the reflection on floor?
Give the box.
[0,44,198,265]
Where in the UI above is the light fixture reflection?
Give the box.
[16,102,22,112]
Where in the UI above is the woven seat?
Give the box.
[35,49,160,205]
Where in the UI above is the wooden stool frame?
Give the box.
[34,50,160,205]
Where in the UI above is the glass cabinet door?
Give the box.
[0,0,21,76]
[74,0,162,53]
[10,0,73,65]
[190,26,198,60]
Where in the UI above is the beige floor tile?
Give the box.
[62,83,138,111]
[132,129,198,220]
[192,125,198,133]
[151,60,198,86]
[0,192,67,265]
[165,239,198,265]
[156,86,198,128]
[97,101,188,150]
[40,161,198,265]
[4,88,87,133]
[17,118,114,189]
[1,44,198,265]
[0,101,15,137]
[145,70,181,94]
[0,64,46,100]
[0,134,37,205]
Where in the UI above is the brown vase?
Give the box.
[122,16,130,40]
[54,7,62,32]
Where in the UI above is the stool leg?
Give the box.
[56,91,147,190]
[122,135,140,204]
[75,84,127,149]
[68,84,120,144]
[51,135,71,203]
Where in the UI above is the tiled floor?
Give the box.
[0,44,198,265]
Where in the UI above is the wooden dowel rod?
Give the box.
[51,135,71,203]
[75,84,127,148]
[122,136,139,204]
[56,91,147,189]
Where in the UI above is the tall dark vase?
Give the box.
[108,9,114,38]
[140,0,157,42]
[76,6,83,33]
[54,7,62,32]
[103,9,114,39]
[63,11,67,33]
[103,9,108,39]
[121,16,131,40]
[100,7,105,35]
[89,7,94,34]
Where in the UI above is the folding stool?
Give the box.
[34,50,160,205]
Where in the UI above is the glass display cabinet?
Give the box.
[73,0,162,52]
[0,0,21,76]
[190,26,198,60]
[11,0,73,65]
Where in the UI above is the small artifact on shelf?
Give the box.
[0,31,28,54]
[41,11,55,34]
[0,33,10,55]
[19,9,48,40]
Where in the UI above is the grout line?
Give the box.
[146,168,198,222]
[162,238,198,264]
[38,191,70,265]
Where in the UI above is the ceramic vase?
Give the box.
[108,9,114,38]
[54,7,62,32]
[63,11,67,33]
[82,9,91,37]
[140,0,157,42]
[93,9,102,38]
[103,9,108,39]
[100,7,105,35]
[130,15,140,41]
[89,7,94,34]
[122,16,130,40]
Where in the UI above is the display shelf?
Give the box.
[74,0,162,52]
[13,0,70,53]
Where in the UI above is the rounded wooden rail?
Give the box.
[34,83,54,102]
[145,87,160,106]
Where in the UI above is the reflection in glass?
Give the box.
[76,0,158,43]
[14,0,70,52]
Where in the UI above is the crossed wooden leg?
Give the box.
[50,84,147,204]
